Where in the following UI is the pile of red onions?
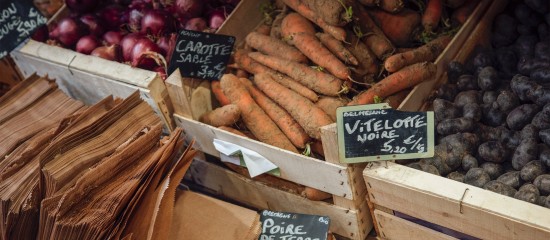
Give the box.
[38,0,239,79]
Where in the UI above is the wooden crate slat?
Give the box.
[364,162,550,240]
[186,158,363,239]
[374,210,458,240]
[174,114,354,199]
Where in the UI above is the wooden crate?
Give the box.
[0,56,23,87]
[363,0,550,239]
[9,4,190,130]
[168,0,493,239]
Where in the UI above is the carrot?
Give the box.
[451,0,477,24]
[281,13,350,80]
[423,0,443,33]
[345,33,378,82]
[368,8,422,47]
[245,32,308,63]
[348,62,437,105]
[248,52,344,96]
[221,74,298,152]
[384,35,452,72]
[379,0,405,13]
[281,0,347,41]
[302,187,332,201]
[302,0,350,26]
[253,73,333,139]
[270,9,288,39]
[234,50,319,102]
[315,97,349,121]
[211,81,231,106]
[359,0,380,7]
[240,77,310,148]
[255,23,271,36]
[199,104,241,127]
[235,69,249,78]
[317,32,359,65]
[310,140,325,157]
[354,4,395,60]
[383,89,411,108]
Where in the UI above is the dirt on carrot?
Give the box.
[218,126,249,138]
[248,52,345,96]
[317,32,359,65]
[302,0,351,26]
[199,104,241,127]
[246,31,308,63]
[353,3,395,60]
[384,35,451,72]
[348,62,437,105]
[315,96,350,121]
[422,0,443,33]
[220,74,298,152]
[240,77,310,148]
[211,80,232,106]
[345,33,378,83]
[282,0,347,41]
[253,73,334,139]
[379,0,405,13]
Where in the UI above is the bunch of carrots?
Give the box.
[197,0,478,201]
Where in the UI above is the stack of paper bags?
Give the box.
[0,75,261,240]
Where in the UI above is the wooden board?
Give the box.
[11,40,175,130]
[364,162,550,240]
[374,210,457,240]
[174,114,353,199]
[185,158,366,239]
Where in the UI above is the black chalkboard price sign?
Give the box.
[168,29,235,81]
[259,210,330,240]
[336,103,435,163]
[0,0,47,59]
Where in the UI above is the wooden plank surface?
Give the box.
[186,158,363,239]
[374,210,458,240]
[364,162,550,240]
[174,114,353,199]
[216,0,270,45]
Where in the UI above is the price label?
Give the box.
[336,103,434,163]
[259,210,329,240]
[167,29,235,81]
[0,1,47,59]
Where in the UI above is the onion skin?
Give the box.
[120,33,145,61]
[184,18,207,31]
[172,0,204,18]
[140,9,175,36]
[80,14,105,36]
[208,9,226,30]
[130,38,163,68]
[91,44,123,62]
[76,35,100,54]
[55,17,89,47]
[103,31,124,45]
[66,0,98,13]
[98,5,126,30]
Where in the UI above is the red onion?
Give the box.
[154,66,167,80]
[208,9,226,30]
[91,44,123,62]
[184,18,207,31]
[80,14,105,36]
[76,35,100,54]
[140,10,174,36]
[103,31,124,45]
[128,9,144,32]
[66,0,98,13]
[172,0,204,18]
[98,5,126,30]
[120,33,145,61]
[131,38,163,69]
[156,33,177,57]
[55,17,89,47]
[31,25,49,42]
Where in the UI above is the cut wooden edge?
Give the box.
[363,162,550,239]
[216,0,271,46]
[174,114,354,199]
[374,210,458,240]
[186,158,371,239]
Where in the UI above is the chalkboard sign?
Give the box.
[337,103,434,163]
[168,29,235,81]
[259,210,329,240]
[0,0,47,59]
